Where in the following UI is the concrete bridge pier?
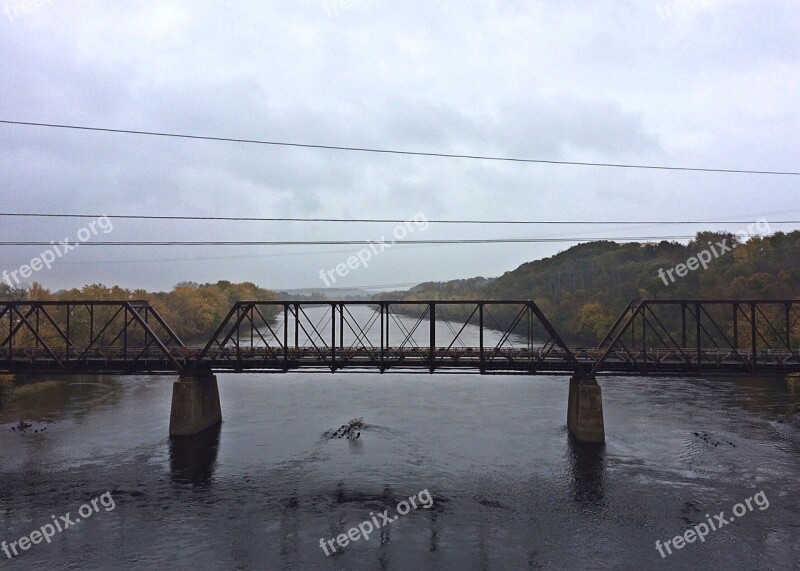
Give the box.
[169,371,222,436]
[567,374,605,444]
[787,373,800,394]
[787,374,800,418]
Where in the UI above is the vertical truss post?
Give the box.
[249,305,254,349]
[283,304,288,368]
[123,305,128,361]
[380,303,385,372]
[66,304,71,362]
[681,303,687,348]
[642,307,647,373]
[695,303,702,372]
[294,303,299,348]
[330,302,336,371]
[751,303,757,372]
[682,302,689,367]
[733,303,739,352]
[429,303,436,373]
[479,303,485,373]
[339,304,344,349]
[527,303,531,354]
[236,306,241,364]
[527,302,534,373]
[144,306,150,359]
[786,302,792,350]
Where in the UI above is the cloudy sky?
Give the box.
[1,0,798,293]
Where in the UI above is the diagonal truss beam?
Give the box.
[0,301,184,373]
[590,300,800,375]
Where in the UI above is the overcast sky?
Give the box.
[1,0,798,293]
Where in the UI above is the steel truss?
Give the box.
[1,299,797,376]
[590,300,800,375]
[0,301,184,374]
[195,301,578,374]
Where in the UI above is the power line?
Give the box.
[276,282,422,292]
[2,120,798,176]
[0,211,798,225]
[7,230,789,270]
[30,243,441,265]
[0,235,754,246]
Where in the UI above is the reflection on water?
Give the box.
[567,435,605,508]
[169,423,222,485]
[0,310,799,569]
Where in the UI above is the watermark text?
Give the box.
[655,490,769,558]
[2,215,113,288]
[4,0,54,22]
[2,491,116,559]
[319,212,428,287]
[657,218,771,286]
[320,488,434,555]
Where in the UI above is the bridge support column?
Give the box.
[787,373,800,394]
[169,371,222,436]
[0,374,14,410]
[567,374,605,444]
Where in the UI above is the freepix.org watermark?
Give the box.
[319,212,428,287]
[319,488,434,556]
[2,215,113,288]
[656,0,714,20]
[2,491,116,560]
[322,0,374,18]
[4,0,54,22]
[657,218,771,286]
[655,490,769,558]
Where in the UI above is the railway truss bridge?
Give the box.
[1,299,798,443]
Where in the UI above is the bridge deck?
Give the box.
[2,346,798,376]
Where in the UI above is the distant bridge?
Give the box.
[1,299,798,441]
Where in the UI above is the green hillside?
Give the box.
[375,231,800,344]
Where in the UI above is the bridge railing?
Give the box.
[589,300,800,375]
[193,300,578,373]
[0,300,184,373]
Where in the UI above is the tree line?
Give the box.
[0,280,279,344]
[375,231,800,345]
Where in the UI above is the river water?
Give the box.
[1,306,799,570]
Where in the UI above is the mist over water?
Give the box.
[1,309,799,569]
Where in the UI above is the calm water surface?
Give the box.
[1,309,799,570]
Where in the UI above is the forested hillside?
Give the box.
[376,231,800,344]
[0,280,279,343]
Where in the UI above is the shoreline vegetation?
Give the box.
[0,280,280,345]
[0,374,67,415]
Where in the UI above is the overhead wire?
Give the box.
[0,211,799,225]
[0,235,742,246]
[2,120,798,175]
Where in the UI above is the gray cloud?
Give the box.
[0,0,797,291]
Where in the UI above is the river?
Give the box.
[1,306,798,569]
